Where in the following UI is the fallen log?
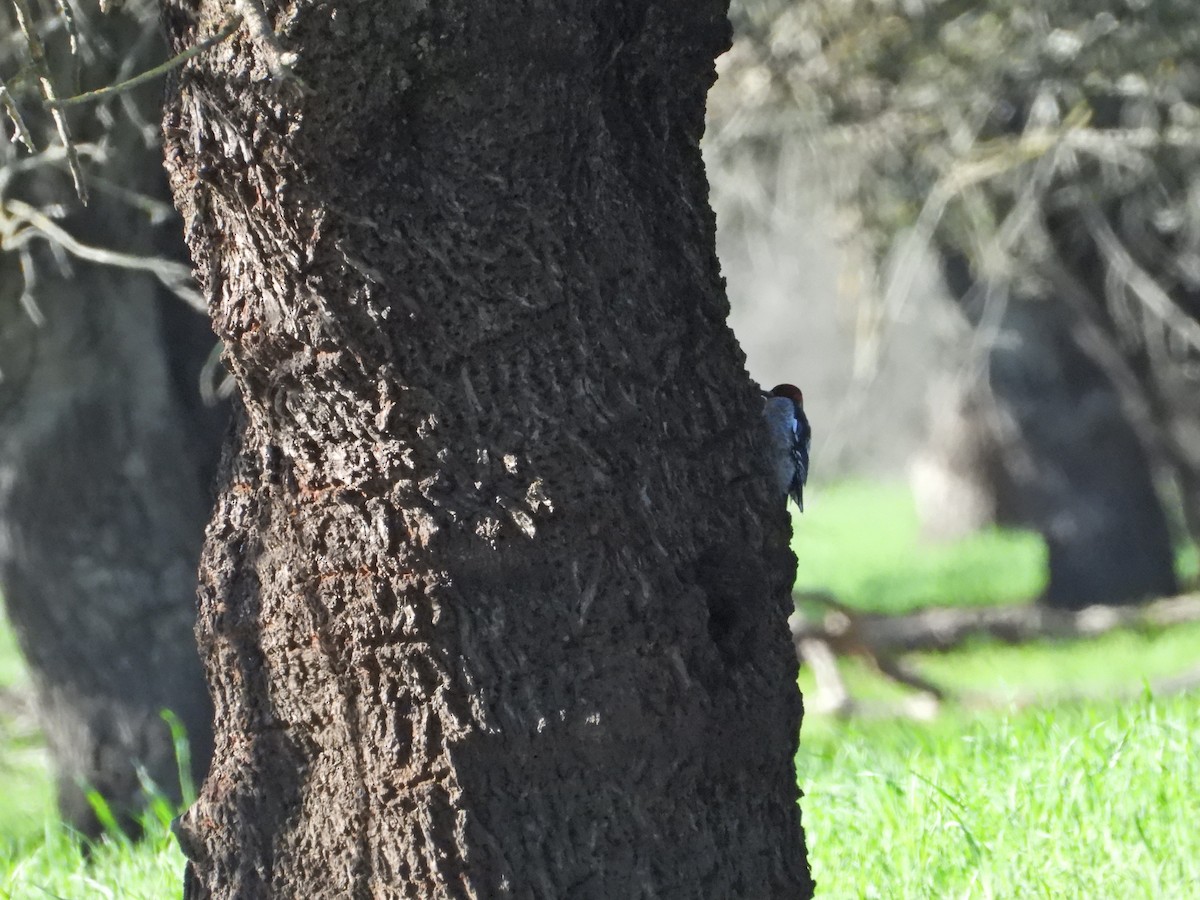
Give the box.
[791,591,1200,657]
[790,591,1200,718]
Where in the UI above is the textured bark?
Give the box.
[936,255,1178,609]
[162,1,810,897]
[0,1,217,835]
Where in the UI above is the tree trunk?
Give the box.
[0,0,217,835]
[934,253,1178,609]
[910,373,1011,542]
[162,2,811,897]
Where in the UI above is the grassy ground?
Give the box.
[799,694,1200,898]
[0,617,186,899]
[0,619,49,854]
[0,816,185,900]
[794,482,1200,898]
[0,481,1197,897]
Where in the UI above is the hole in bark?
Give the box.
[376,582,398,617]
[706,601,737,647]
[694,545,762,664]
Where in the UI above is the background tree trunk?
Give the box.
[163,1,811,896]
[910,373,1011,543]
[925,253,1179,609]
[0,0,219,835]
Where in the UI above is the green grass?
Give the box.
[0,480,1197,897]
[0,618,30,690]
[799,694,1200,898]
[0,813,186,900]
[0,616,54,856]
[0,609,184,898]
[790,481,1200,897]
[793,481,1048,614]
[0,725,51,855]
[1179,541,1199,585]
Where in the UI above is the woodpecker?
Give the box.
[762,383,811,511]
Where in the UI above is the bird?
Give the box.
[762,383,811,511]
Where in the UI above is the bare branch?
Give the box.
[49,15,242,109]
[0,141,104,195]
[88,172,177,223]
[0,76,36,152]
[792,591,1200,657]
[52,0,81,95]
[3,198,204,310]
[235,0,305,89]
[17,245,44,326]
[1081,201,1200,356]
[10,0,87,202]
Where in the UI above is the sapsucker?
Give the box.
[762,383,811,511]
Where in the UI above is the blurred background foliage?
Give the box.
[708,0,1200,610]
[727,0,1200,265]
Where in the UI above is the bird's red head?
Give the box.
[769,384,804,406]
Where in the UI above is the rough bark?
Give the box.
[0,1,217,835]
[927,254,1178,609]
[162,2,810,897]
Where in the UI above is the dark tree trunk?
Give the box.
[0,261,217,835]
[0,1,218,835]
[1042,201,1200,572]
[934,254,1178,609]
[162,1,810,897]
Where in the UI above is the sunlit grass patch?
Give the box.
[0,729,51,855]
[1178,541,1199,587]
[0,604,53,853]
[798,692,1200,898]
[0,612,30,690]
[0,807,186,900]
[798,620,1200,714]
[791,481,1047,614]
[0,603,189,897]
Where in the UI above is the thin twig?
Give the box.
[0,142,104,196]
[1081,201,1200,355]
[0,76,37,152]
[53,0,81,96]
[17,246,45,326]
[49,14,243,109]
[199,341,233,405]
[88,172,177,223]
[108,10,168,147]
[11,0,87,202]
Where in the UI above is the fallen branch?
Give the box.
[792,592,1200,720]
[791,591,1200,719]
[791,591,1200,657]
